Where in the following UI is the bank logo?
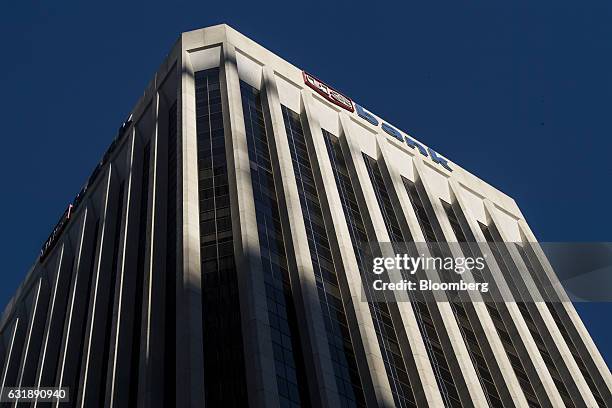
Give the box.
[303,71,354,112]
[302,71,452,172]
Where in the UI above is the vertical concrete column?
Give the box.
[76,165,120,408]
[484,200,598,407]
[375,138,466,407]
[54,201,98,408]
[126,103,161,408]
[517,219,612,400]
[0,312,26,396]
[57,168,114,407]
[473,200,565,407]
[448,178,562,406]
[139,91,169,408]
[106,130,145,408]
[260,67,341,407]
[219,42,279,408]
[14,276,50,407]
[337,115,445,407]
[380,153,480,406]
[442,179,529,406]
[419,171,517,405]
[409,159,489,407]
[176,43,206,408]
[34,243,76,407]
[299,93,394,408]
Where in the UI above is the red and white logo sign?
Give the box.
[303,71,354,112]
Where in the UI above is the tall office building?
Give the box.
[1,24,610,408]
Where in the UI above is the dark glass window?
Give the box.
[165,101,178,407]
[514,242,606,407]
[74,219,100,399]
[363,154,467,407]
[129,142,151,407]
[477,222,543,408]
[402,178,464,408]
[362,155,404,244]
[195,69,248,407]
[360,154,418,407]
[241,82,310,407]
[283,106,365,407]
[442,209,541,408]
[322,131,415,408]
[364,153,471,408]
[439,201,506,408]
[99,181,125,408]
[45,254,76,387]
[479,222,576,408]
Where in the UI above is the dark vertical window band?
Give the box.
[72,219,100,400]
[401,178,464,408]
[441,200,543,407]
[475,222,546,407]
[402,181,504,406]
[283,106,366,407]
[322,130,415,408]
[164,101,178,407]
[363,154,461,407]
[240,81,310,407]
[129,142,151,408]
[438,201,506,408]
[484,303,542,408]
[195,69,248,407]
[99,181,125,408]
[360,154,418,407]
[362,155,404,244]
[479,223,576,408]
[514,243,606,407]
[44,254,76,389]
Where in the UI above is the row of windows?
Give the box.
[440,201,506,408]
[188,78,603,408]
[479,222,579,407]
[0,97,174,407]
[361,154,420,408]
[195,69,248,407]
[403,178,465,408]
[515,243,606,407]
[449,217,544,407]
[478,223,543,408]
[129,142,150,407]
[283,105,366,408]
[0,106,172,405]
[100,181,124,408]
[241,82,311,408]
[2,75,602,408]
[165,101,178,407]
[322,131,418,408]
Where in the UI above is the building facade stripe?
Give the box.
[299,91,396,407]
[261,66,343,407]
[283,104,366,407]
[218,42,280,408]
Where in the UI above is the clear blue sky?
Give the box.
[1,1,610,366]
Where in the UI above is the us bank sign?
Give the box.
[303,71,452,172]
